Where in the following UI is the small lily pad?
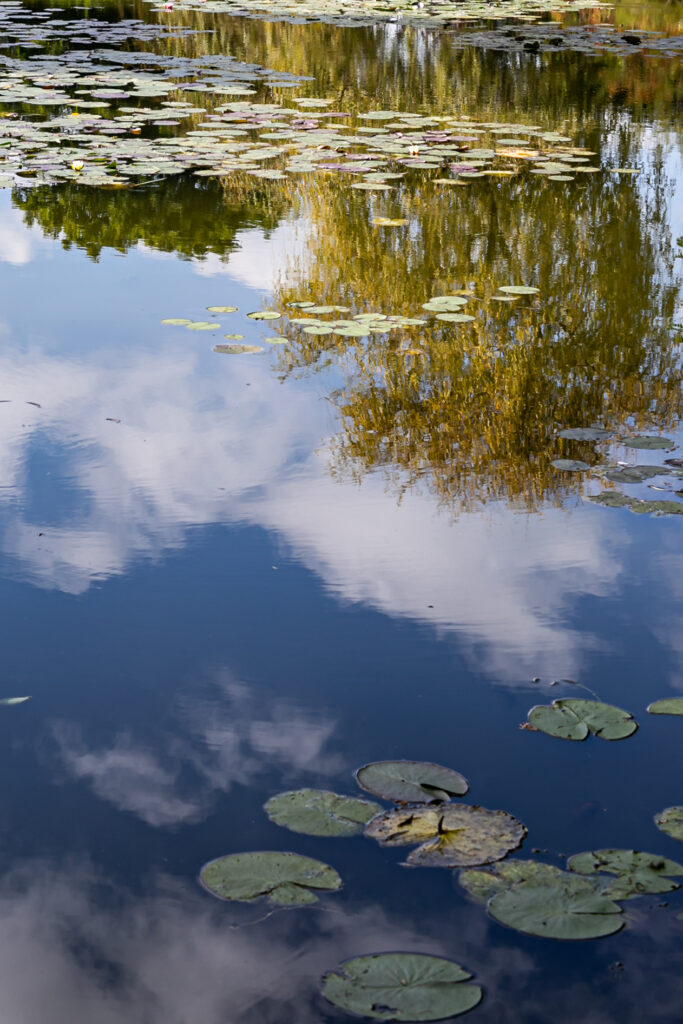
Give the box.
[558,428,612,441]
[207,306,238,313]
[488,876,624,940]
[365,804,526,868]
[0,696,31,705]
[213,344,262,354]
[551,459,590,472]
[264,789,381,837]
[199,851,341,905]
[247,311,281,321]
[648,699,683,716]
[321,952,483,1021]
[619,435,674,450]
[356,761,469,804]
[161,318,192,325]
[528,699,637,742]
[497,285,540,295]
[186,321,217,331]
[655,807,683,842]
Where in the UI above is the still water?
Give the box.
[0,0,682,1019]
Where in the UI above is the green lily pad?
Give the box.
[207,306,238,313]
[247,311,281,320]
[568,849,683,898]
[590,491,634,508]
[186,321,217,331]
[435,312,475,323]
[602,466,664,484]
[648,699,683,716]
[488,876,624,940]
[551,459,590,472]
[264,789,381,837]
[497,285,540,295]
[223,333,245,341]
[558,428,612,441]
[199,851,341,905]
[321,953,483,1021]
[355,760,469,804]
[528,699,637,741]
[161,318,193,325]
[655,807,683,842]
[365,804,526,868]
[459,860,566,904]
[619,435,674,450]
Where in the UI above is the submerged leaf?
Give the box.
[365,804,526,868]
[264,789,381,837]
[199,851,341,905]
[321,952,483,1021]
[213,343,262,354]
[489,876,624,940]
[356,760,469,803]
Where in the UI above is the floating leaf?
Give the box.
[568,849,683,898]
[648,699,683,716]
[161,318,193,326]
[223,333,244,341]
[459,860,566,904]
[551,459,590,472]
[207,306,238,313]
[356,760,468,803]
[247,311,281,321]
[601,466,664,484]
[321,953,483,1022]
[199,851,341,905]
[264,789,381,837]
[655,807,683,842]
[497,285,540,295]
[435,313,475,323]
[488,876,624,940]
[365,804,526,868]
[186,321,217,331]
[0,696,31,705]
[213,343,262,354]
[558,428,612,441]
[527,699,637,742]
[619,435,674,450]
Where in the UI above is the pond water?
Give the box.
[0,0,682,1019]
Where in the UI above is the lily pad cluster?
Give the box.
[449,23,683,59]
[526,699,638,741]
[148,0,610,30]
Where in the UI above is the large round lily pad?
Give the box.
[647,699,683,716]
[568,849,683,898]
[365,804,526,868]
[321,953,483,1021]
[264,789,381,837]
[488,877,624,940]
[497,285,539,295]
[655,807,683,842]
[355,761,469,804]
[199,851,341,906]
[528,699,637,741]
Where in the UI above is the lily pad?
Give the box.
[321,953,483,1021]
[619,435,674,450]
[551,459,590,472]
[199,851,341,905]
[459,860,566,904]
[264,789,381,837]
[186,321,216,331]
[528,699,637,741]
[207,306,238,313]
[0,696,31,705]
[497,285,540,295]
[213,343,262,354]
[247,311,281,320]
[602,466,664,484]
[558,428,612,441]
[365,804,526,868]
[648,699,683,716]
[355,761,469,803]
[161,318,193,325]
[568,849,683,898]
[488,876,624,940]
[655,807,683,842]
